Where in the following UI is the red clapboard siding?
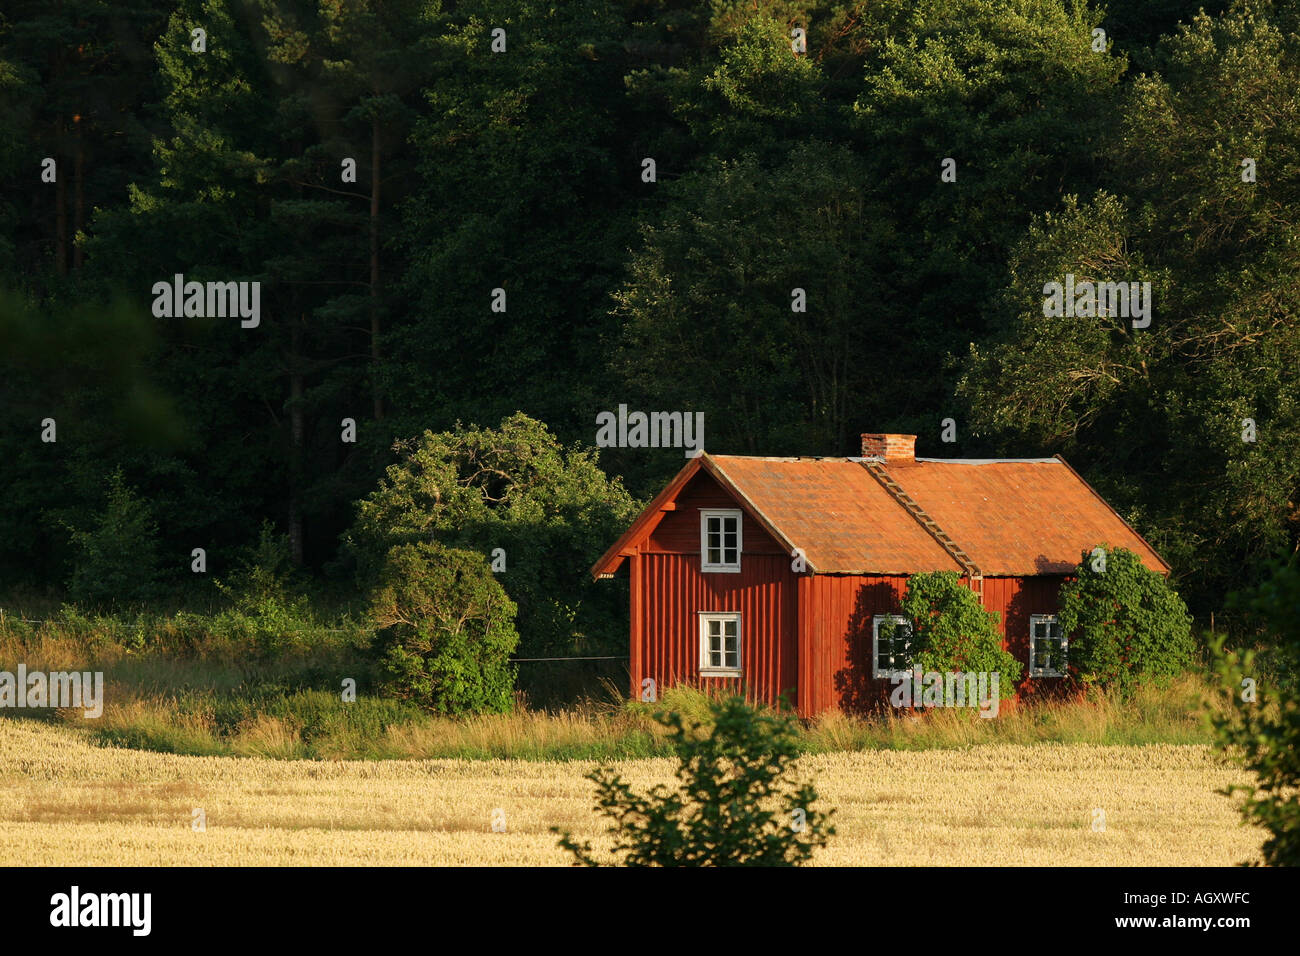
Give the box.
[801,574,909,716]
[633,552,797,709]
[982,575,1069,697]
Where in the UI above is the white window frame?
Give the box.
[1029,614,1067,677]
[698,611,742,677]
[872,614,914,679]
[699,509,743,573]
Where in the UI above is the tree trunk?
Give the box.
[369,114,383,421]
[288,316,305,566]
[73,119,85,269]
[54,119,67,275]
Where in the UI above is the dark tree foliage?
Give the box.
[0,0,1295,646]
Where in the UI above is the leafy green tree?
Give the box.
[1211,550,1300,865]
[556,695,834,866]
[65,469,163,608]
[347,412,639,656]
[960,1,1300,615]
[80,0,313,570]
[210,521,318,661]
[1057,546,1194,690]
[849,0,1126,435]
[889,571,1021,700]
[609,140,884,458]
[0,289,185,587]
[370,541,519,715]
[389,0,640,445]
[0,0,172,285]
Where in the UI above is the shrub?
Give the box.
[555,694,834,866]
[370,541,519,715]
[64,470,163,609]
[212,523,315,660]
[889,570,1021,700]
[1057,545,1193,691]
[345,412,640,658]
[1211,552,1300,866]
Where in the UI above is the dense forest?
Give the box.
[2,0,1297,644]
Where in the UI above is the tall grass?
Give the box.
[1,608,1224,761]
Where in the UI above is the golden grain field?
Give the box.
[0,718,1262,866]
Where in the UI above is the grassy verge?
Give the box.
[1,607,1226,760]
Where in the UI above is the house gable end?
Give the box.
[590,454,800,579]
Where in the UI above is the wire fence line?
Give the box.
[510,656,628,663]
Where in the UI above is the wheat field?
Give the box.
[0,718,1262,866]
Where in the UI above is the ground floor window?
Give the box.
[873,614,913,678]
[698,612,741,677]
[1029,614,1066,677]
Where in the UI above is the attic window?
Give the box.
[699,612,741,677]
[700,509,742,572]
[1030,615,1066,677]
[873,615,913,678]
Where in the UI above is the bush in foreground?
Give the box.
[555,695,834,866]
[1212,552,1300,866]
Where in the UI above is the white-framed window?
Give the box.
[700,509,742,572]
[1029,614,1067,677]
[872,614,913,678]
[699,612,742,677]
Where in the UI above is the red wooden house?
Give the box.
[591,433,1169,717]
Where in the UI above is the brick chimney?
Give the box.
[861,433,916,462]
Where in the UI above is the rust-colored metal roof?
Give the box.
[878,457,1169,575]
[706,457,962,574]
[590,452,1170,579]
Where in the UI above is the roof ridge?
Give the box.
[860,460,983,579]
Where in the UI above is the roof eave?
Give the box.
[589,453,820,580]
[703,457,812,572]
[589,455,705,580]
